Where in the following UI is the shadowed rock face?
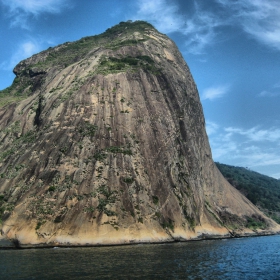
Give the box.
[0,21,279,247]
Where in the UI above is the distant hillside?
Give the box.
[216,162,280,223]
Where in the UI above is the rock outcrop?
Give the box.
[0,21,279,248]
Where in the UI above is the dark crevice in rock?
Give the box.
[34,95,43,127]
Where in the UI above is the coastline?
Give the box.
[1,230,279,250]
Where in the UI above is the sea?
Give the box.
[1,235,280,279]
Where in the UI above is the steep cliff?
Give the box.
[0,21,279,248]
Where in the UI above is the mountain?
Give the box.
[216,162,280,224]
[0,21,279,248]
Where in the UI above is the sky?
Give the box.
[0,0,280,179]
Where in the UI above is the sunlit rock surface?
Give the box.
[0,21,279,248]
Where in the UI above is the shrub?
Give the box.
[94,152,107,161]
[161,219,174,232]
[48,186,56,192]
[246,216,267,230]
[35,221,43,230]
[152,195,159,205]
[78,122,98,137]
[123,177,134,184]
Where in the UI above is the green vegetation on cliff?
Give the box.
[216,162,280,223]
[0,20,155,108]
[16,20,155,73]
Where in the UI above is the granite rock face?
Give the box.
[0,21,279,248]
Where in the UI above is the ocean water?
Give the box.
[1,235,280,279]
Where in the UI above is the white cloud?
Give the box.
[2,0,66,14]
[208,123,280,177]
[216,0,280,51]
[201,85,229,100]
[1,0,68,28]
[133,0,223,54]
[225,126,280,142]
[0,41,40,70]
[133,0,182,34]
[259,90,280,97]
[182,3,224,54]
[233,148,280,170]
[258,81,280,97]
[211,140,238,158]
[206,121,219,136]
[132,0,280,53]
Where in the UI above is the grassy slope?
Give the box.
[0,20,155,108]
[216,162,280,224]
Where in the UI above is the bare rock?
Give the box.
[0,21,279,248]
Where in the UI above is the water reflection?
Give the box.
[1,236,280,279]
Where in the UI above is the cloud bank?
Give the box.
[0,40,40,70]
[133,0,280,54]
[202,85,229,100]
[207,121,280,178]
[133,0,223,54]
[259,82,280,97]
[216,0,280,51]
[1,0,68,27]
[2,0,66,14]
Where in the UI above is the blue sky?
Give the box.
[0,0,280,178]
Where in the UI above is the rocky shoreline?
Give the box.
[1,229,279,249]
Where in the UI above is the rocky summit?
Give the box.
[0,21,279,248]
